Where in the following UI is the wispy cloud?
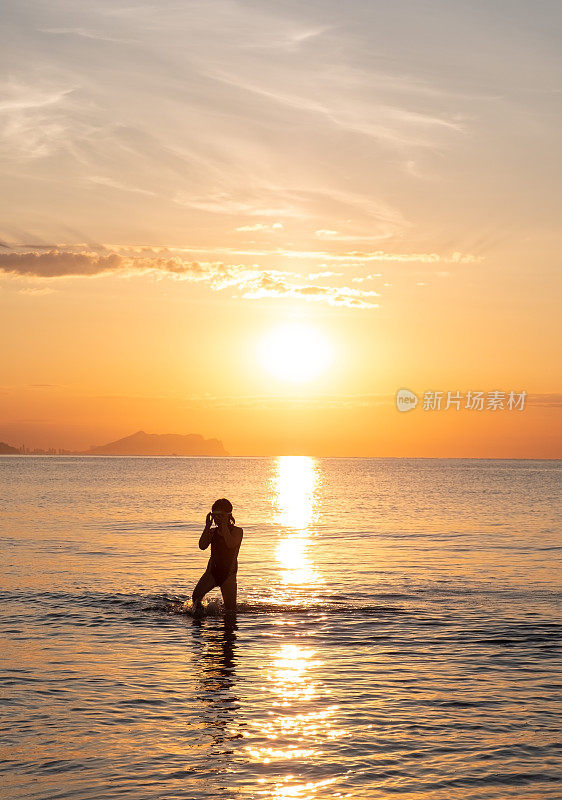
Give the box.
[40,27,132,45]
[527,393,562,408]
[0,81,73,113]
[0,0,475,246]
[1,0,557,269]
[16,286,56,296]
[236,222,283,232]
[108,244,482,264]
[0,79,77,160]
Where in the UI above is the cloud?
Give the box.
[0,82,72,113]
[200,391,562,411]
[278,249,482,264]
[40,27,131,45]
[0,0,474,248]
[0,243,483,308]
[351,274,382,283]
[236,222,284,232]
[527,393,562,408]
[16,286,56,296]
[0,0,558,270]
[233,272,379,309]
[205,64,462,150]
[0,250,124,277]
[0,247,379,308]
[445,251,483,264]
[306,271,343,279]
[236,223,268,232]
[0,79,78,161]
[108,243,481,265]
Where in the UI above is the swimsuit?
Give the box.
[208,528,241,586]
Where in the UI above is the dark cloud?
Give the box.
[0,249,124,277]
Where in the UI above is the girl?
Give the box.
[191,498,243,613]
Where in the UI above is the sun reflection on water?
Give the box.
[275,456,318,530]
[241,459,347,798]
[259,778,339,799]
[273,457,322,591]
[245,643,348,797]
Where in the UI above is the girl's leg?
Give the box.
[192,569,216,608]
[220,574,237,612]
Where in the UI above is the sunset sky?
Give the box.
[1,0,560,456]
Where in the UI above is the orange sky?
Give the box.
[0,1,560,456]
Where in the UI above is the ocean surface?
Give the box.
[0,456,560,800]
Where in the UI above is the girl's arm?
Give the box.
[199,513,215,550]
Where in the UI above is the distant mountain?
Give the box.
[83,430,229,456]
[0,441,20,454]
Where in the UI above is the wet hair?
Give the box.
[212,498,233,514]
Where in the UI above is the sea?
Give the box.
[0,456,560,800]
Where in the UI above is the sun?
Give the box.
[257,322,333,382]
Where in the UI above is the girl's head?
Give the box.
[211,497,234,525]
